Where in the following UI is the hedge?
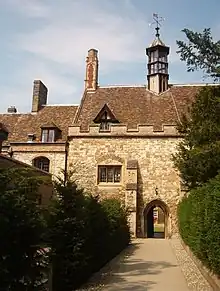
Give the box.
[46,179,131,291]
[178,174,220,275]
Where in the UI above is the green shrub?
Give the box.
[178,174,220,275]
[0,167,48,291]
[47,177,130,291]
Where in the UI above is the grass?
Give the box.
[154,224,164,233]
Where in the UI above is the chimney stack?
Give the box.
[32,80,48,112]
[85,49,98,91]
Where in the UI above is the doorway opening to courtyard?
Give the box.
[144,199,169,238]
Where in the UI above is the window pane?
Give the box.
[114,167,121,183]
[33,157,50,172]
[48,130,55,142]
[100,122,110,131]
[107,167,114,182]
[98,166,121,183]
[42,130,48,142]
[99,167,107,182]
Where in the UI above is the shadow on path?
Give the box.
[78,240,178,290]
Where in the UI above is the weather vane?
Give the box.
[149,13,165,38]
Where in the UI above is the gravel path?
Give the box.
[170,238,212,291]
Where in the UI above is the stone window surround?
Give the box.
[33,156,50,172]
[97,165,122,185]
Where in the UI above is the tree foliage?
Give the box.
[46,174,130,291]
[173,86,220,189]
[0,166,130,291]
[0,167,49,291]
[176,28,220,80]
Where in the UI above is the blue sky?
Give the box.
[0,0,219,113]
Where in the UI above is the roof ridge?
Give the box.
[171,83,219,87]
[44,104,79,107]
[99,85,146,88]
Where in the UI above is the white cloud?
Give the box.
[6,0,49,18]
[0,0,183,112]
[14,1,149,70]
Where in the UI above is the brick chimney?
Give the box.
[0,123,8,153]
[85,49,98,91]
[32,80,48,112]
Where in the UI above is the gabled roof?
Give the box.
[0,105,78,143]
[74,85,203,131]
[93,103,119,123]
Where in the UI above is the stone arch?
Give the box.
[144,199,170,238]
[96,153,124,164]
[32,156,50,173]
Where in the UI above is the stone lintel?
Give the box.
[126,183,137,190]
[127,160,138,169]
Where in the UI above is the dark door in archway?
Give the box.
[147,207,154,238]
[145,203,166,238]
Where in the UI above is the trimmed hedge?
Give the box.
[46,179,131,291]
[178,174,220,275]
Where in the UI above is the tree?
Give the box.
[46,172,130,291]
[0,167,49,291]
[176,28,220,80]
[173,86,220,189]
[46,175,88,291]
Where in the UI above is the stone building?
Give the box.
[0,30,213,238]
[0,80,77,180]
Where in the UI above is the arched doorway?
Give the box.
[144,199,169,238]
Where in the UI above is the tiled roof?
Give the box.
[0,105,78,143]
[74,85,202,131]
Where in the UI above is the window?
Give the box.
[98,166,121,183]
[100,121,110,131]
[99,111,111,131]
[33,157,50,172]
[41,129,55,142]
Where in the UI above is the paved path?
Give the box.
[101,239,189,291]
[78,238,212,291]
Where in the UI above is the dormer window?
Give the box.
[41,129,55,142]
[93,104,119,132]
[100,121,110,131]
[40,122,61,143]
[99,110,111,131]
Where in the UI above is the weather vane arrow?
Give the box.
[149,13,165,37]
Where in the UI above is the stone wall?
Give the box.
[68,136,183,237]
[8,143,66,179]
